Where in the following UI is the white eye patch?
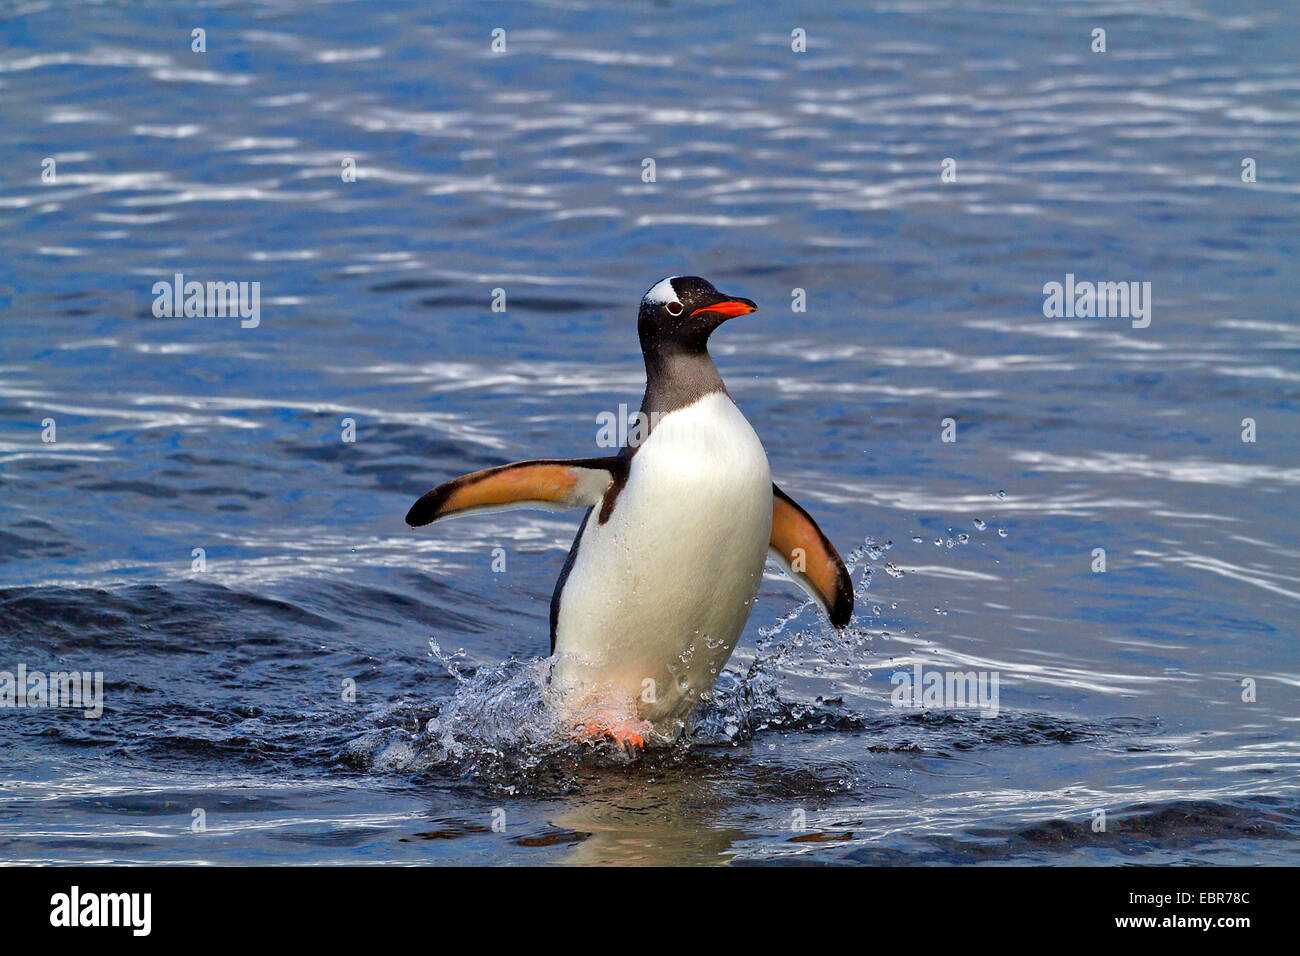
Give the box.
[642,276,681,305]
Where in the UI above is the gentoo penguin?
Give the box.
[406,276,852,748]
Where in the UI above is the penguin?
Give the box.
[406,276,852,748]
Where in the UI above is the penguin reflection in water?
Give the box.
[407,277,852,749]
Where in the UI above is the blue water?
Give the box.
[1,0,1297,864]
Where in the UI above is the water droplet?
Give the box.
[997,528,1008,537]
[973,518,986,531]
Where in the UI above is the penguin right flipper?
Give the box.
[769,483,854,628]
[406,457,620,527]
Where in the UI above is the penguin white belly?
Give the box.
[551,392,772,740]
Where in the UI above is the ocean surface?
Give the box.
[1,0,1297,865]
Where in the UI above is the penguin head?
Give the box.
[638,276,757,354]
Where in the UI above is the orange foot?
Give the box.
[572,714,652,752]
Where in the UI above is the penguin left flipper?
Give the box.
[768,483,854,628]
[405,457,619,527]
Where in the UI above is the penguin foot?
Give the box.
[572,714,652,753]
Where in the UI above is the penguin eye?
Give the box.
[665,301,684,316]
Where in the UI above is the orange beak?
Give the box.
[691,298,757,318]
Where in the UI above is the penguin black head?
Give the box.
[637,276,757,356]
